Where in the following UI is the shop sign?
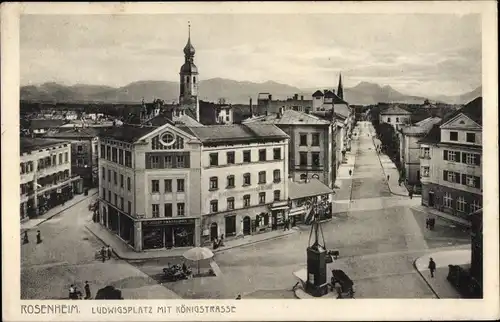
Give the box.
[142,218,195,227]
[218,183,274,198]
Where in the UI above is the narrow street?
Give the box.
[131,121,470,299]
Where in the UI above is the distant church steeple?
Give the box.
[337,73,344,100]
[179,21,200,121]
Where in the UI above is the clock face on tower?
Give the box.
[159,131,176,146]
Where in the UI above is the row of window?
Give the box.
[299,133,321,147]
[21,152,69,174]
[102,167,132,191]
[100,144,133,167]
[151,179,185,193]
[102,188,132,214]
[209,170,281,191]
[448,131,476,143]
[442,193,481,213]
[298,152,321,167]
[443,149,481,165]
[152,203,185,218]
[209,148,282,167]
[149,155,187,169]
[209,190,282,213]
[443,170,481,189]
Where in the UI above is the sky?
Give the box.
[20,13,482,96]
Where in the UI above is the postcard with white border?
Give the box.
[2,1,499,321]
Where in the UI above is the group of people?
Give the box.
[23,230,42,245]
[166,262,192,275]
[99,245,113,262]
[212,235,225,250]
[69,281,92,300]
[282,218,292,231]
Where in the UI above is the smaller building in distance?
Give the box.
[418,97,482,222]
[20,138,83,221]
[256,93,312,117]
[398,116,442,187]
[44,127,101,188]
[379,105,412,131]
[29,119,67,137]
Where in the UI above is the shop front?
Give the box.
[270,201,290,231]
[142,218,196,250]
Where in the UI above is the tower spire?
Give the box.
[337,73,344,100]
[188,21,191,39]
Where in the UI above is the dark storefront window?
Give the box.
[225,216,236,237]
[173,225,194,247]
[143,227,164,250]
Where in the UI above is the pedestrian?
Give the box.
[398,179,401,186]
[106,245,112,260]
[409,190,413,199]
[36,230,42,244]
[387,175,390,182]
[69,284,76,299]
[235,294,241,300]
[349,169,352,176]
[84,281,91,300]
[100,246,106,262]
[428,258,436,278]
[430,217,436,230]
[23,231,29,244]
[425,217,430,229]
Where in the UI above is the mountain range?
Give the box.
[20,78,481,106]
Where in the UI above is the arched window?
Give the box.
[186,76,190,83]
[193,77,196,84]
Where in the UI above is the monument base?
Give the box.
[294,285,338,299]
[305,282,329,297]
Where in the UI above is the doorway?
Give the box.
[243,216,251,235]
[210,222,218,241]
[428,192,435,207]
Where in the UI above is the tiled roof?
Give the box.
[99,125,156,143]
[442,97,482,126]
[30,119,66,129]
[186,123,288,144]
[288,178,333,200]
[173,114,203,127]
[312,90,324,97]
[242,109,330,125]
[380,106,411,115]
[401,117,441,135]
[20,138,69,154]
[418,123,441,144]
[44,127,102,138]
[145,114,175,127]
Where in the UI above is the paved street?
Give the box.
[20,194,179,299]
[130,122,471,299]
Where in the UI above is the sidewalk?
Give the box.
[414,249,471,298]
[85,221,298,260]
[411,205,471,228]
[21,188,98,233]
[331,133,359,215]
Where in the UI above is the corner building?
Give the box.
[98,122,289,251]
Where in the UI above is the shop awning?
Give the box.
[288,178,333,200]
[269,201,289,211]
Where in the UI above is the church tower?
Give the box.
[337,73,344,100]
[179,23,200,121]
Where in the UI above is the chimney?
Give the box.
[249,98,253,116]
[301,95,304,101]
[324,89,328,94]
[294,94,298,100]
[268,94,273,100]
[332,89,336,94]
[277,106,284,118]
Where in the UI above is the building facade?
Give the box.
[419,98,482,221]
[379,106,412,131]
[398,117,441,186]
[20,138,82,221]
[184,124,290,244]
[256,93,312,117]
[44,128,101,187]
[242,109,337,189]
[98,123,203,252]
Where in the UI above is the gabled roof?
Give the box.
[20,138,69,154]
[99,125,157,143]
[30,119,67,129]
[312,90,324,97]
[334,104,350,119]
[418,123,441,144]
[380,106,411,115]
[184,123,288,144]
[440,97,482,127]
[173,114,203,127]
[288,178,333,200]
[242,109,330,125]
[401,117,442,135]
